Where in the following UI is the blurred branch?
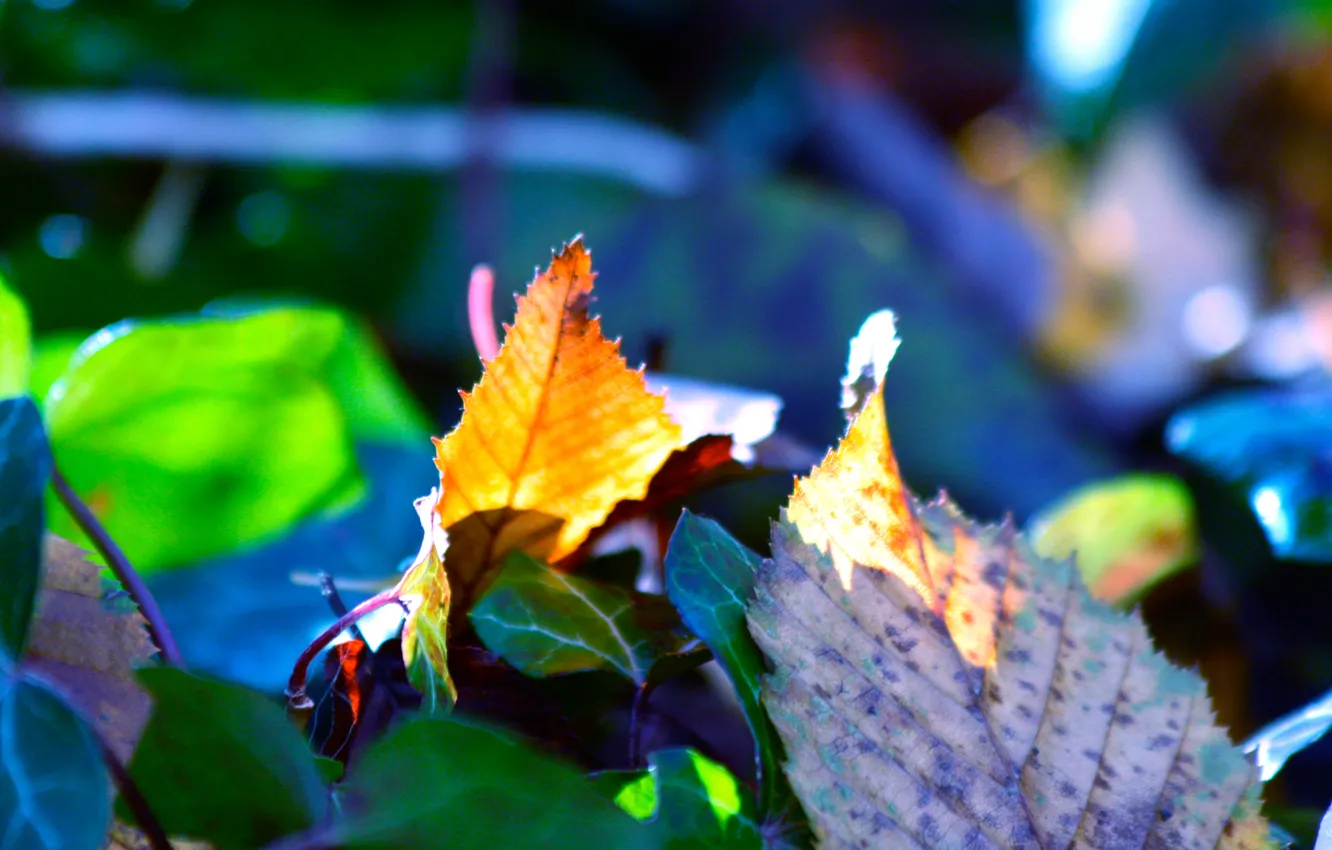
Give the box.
[0,90,700,196]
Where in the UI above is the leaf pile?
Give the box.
[745,365,1271,846]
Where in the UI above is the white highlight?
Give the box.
[1182,284,1251,359]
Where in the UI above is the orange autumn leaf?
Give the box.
[434,237,685,606]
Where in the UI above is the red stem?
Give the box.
[467,264,501,361]
[285,585,403,710]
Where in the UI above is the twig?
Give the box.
[285,586,404,712]
[468,265,500,361]
[628,683,651,769]
[317,572,364,643]
[94,730,173,850]
[50,468,184,668]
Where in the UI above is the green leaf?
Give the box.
[0,675,110,850]
[471,552,696,686]
[664,511,794,823]
[126,667,329,850]
[0,397,50,663]
[1027,473,1197,604]
[601,749,763,848]
[0,276,31,398]
[44,307,363,572]
[28,332,89,412]
[397,492,457,715]
[203,297,431,446]
[334,717,650,849]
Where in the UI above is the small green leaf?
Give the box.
[44,307,363,572]
[1027,473,1197,604]
[397,492,457,715]
[313,755,344,785]
[0,397,51,663]
[664,511,795,824]
[0,276,31,398]
[126,667,329,849]
[471,552,695,686]
[0,676,110,850]
[601,749,764,848]
[334,717,650,849]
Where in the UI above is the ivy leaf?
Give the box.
[332,717,650,849]
[601,748,763,848]
[664,510,797,826]
[0,675,110,850]
[1027,473,1198,605]
[429,237,685,610]
[0,396,49,663]
[745,313,1274,848]
[125,667,331,850]
[43,306,363,572]
[472,552,697,686]
[23,535,155,763]
[0,275,31,398]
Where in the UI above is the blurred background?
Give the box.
[5,0,1332,825]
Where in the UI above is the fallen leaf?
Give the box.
[471,552,700,686]
[1027,474,1198,605]
[394,490,457,716]
[24,535,155,764]
[744,314,1273,849]
[332,716,650,849]
[125,667,331,850]
[431,237,685,608]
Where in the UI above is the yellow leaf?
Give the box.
[432,237,684,606]
[747,327,1273,847]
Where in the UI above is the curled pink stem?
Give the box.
[468,264,501,362]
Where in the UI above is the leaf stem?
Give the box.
[628,684,651,768]
[467,264,501,361]
[50,468,185,668]
[94,729,173,850]
[285,586,403,712]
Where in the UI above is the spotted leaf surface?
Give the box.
[746,332,1272,848]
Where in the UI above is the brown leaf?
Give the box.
[430,237,685,608]
[24,534,154,764]
[746,341,1272,847]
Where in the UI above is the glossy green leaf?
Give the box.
[126,667,329,850]
[471,552,695,686]
[0,276,30,398]
[0,397,50,662]
[1027,473,1197,604]
[44,307,363,572]
[664,511,794,822]
[603,749,763,848]
[1167,388,1332,562]
[0,675,110,850]
[29,332,91,412]
[333,717,650,849]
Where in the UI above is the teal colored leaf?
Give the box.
[602,749,763,848]
[126,667,330,850]
[333,717,650,849]
[471,552,697,686]
[43,307,363,572]
[0,676,110,850]
[1027,473,1197,604]
[664,511,794,823]
[0,276,30,398]
[0,397,50,662]
[1167,388,1332,562]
